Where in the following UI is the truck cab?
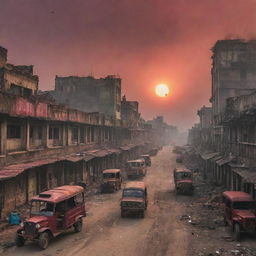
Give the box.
[223,191,256,241]
[15,185,86,249]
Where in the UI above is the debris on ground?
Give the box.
[183,151,256,256]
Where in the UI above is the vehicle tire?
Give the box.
[38,232,49,250]
[74,219,83,233]
[233,223,241,241]
[15,234,25,247]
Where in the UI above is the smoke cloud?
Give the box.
[0,0,256,129]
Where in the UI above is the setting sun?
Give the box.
[155,84,169,97]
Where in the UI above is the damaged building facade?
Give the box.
[189,39,256,199]
[0,46,166,220]
[50,75,121,120]
[147,116,178,145]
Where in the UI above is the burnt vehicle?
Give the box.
[15,185,86,249]
[120,181,147,218]
[125,159,147,179]
[173,168,194,195]
[140,154,151,167]
[100,169,122,192]
[176,154,183,163]
[223,191,256,241]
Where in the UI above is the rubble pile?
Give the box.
[197,246,256,256]
[182,152,256,256]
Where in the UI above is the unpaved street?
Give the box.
[2,147,191,256]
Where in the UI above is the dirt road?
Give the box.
[2,146,191,256]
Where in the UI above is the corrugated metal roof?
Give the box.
[120,144,135,151]
[201,152,220,160]
[107,148,121,154]
[83,155,95,161]
[232,168,256,184]
[0,146,126,180]
[216,156,234,166]
[85,149,110,158]
[65,156,85,162]
[211,155,223,162]
[229,163,246,168]
[0,158,61,180]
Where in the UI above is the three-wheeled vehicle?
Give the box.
[223,191,256,241]
[120,181,148,218]
[15,185,86,249]
[140,154,151,167]
[100,169,122,192]
[173,168,194,195]
[125,159,147,179]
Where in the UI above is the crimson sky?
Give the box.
[1,0,256,129]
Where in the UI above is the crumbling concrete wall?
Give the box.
[54,75,121,120]
[211,40,256,121]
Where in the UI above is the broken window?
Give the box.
[9,84,22,96]
[49,126,60,140]
[53,127,59,140]
[23,88,32,97]
[7,125,21,139]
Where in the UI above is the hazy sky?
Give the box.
[1,0,256,129]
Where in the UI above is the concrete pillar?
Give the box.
[43,123,49,148]
[62,124,67,146]
[77,126,80,145]
[67,125,72,145]
[0,118,7,155]
[25,120,30,151]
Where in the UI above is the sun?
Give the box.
[155,84,169,97]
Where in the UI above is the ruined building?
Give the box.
[51,75,121,120]
[147,116,178,145]
[0,46,38,96]
[188,39,256,199]
[121,95,140,128]
[196,106,212,150]
[0,46,166,220]
[211,39,256,124]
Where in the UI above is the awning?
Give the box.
[216,157,234,166]
[120,144,135,151]
[83,155,95,162]
[211,155,223,162]
[201,152,220,160]
[228,163,246,168]
[0,158,61,180]
[65,156,85,163]
[86,149,110,158]
[107,148,121,154]
[232,168,256,184]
